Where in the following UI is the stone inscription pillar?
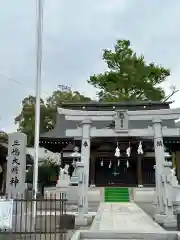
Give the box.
[6,132,27,198]
[80,119,92,213]
[152,119,166,222]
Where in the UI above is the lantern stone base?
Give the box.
[55,180,70,198]
[75,215,88,226]
[56,179,70,188]
[154,213,166,224]
[163,215,177,228]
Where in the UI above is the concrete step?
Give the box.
[82,239,165,240]
[79,232,177,240]
[78,232,178,240]
[83,239,138,240]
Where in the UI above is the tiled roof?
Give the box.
[59,101,171,111]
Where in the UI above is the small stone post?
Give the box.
[162,162,176,228]
[176,189,180,230]
[152,119,166,223]
[75,161,87,226]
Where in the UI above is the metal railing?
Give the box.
[0,192,69,239]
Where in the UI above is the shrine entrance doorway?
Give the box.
[142,157,155,186]
[95,157,137,186]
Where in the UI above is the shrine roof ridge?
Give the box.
[59,101,172,108]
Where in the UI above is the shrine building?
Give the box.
[39,101,180,187]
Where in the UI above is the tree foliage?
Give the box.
[15,90,91,146]
[0,131,8,143]
[88,39,171,101]
[26,159,59,186]
[15,39,177,146]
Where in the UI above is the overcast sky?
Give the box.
[0,0,180,133]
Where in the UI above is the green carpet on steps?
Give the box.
[104,187,130,202]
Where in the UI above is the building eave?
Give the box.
[59,100,172,107]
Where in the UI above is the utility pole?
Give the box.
[33,0,44,215]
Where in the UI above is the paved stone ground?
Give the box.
[67,201,177,238]
[67,202,99,212]
[90,202,165,232]
[43,187,178,237]
[136,202,177,231]
[135,202,155,219]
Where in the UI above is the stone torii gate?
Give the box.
[58,107,180,219]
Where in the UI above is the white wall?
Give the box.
[132,187,155,202]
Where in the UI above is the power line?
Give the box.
[0,72,49,96]
[0,72,34,91]
[0,72,75,100]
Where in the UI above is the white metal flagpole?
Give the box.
[33,0,44,215]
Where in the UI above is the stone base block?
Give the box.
[67,186,78,203]
[56,181,69,188]
[154,213,166,224]
[132,187,155,202]
[75,216,88,226]
[56,187,68,194]
[163,215,177,228]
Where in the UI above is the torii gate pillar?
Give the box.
[153,119,166,223]
[80,119,92,213]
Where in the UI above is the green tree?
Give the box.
[15,95,51,146]
[88,39,171,101]
[45,90,91,127]
[26,158,59,187]
[46,90,91,108]
[15,90,91,146]
[0,131,8,143]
